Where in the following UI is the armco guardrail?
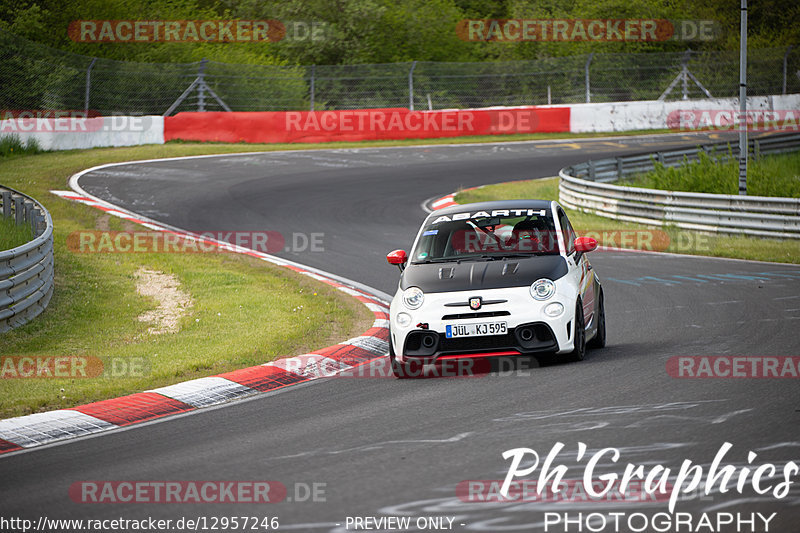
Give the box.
[559,133,800,239]
[0,186,54,333]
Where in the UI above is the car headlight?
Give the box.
[544,302,564,317]
[402,286,424,309]
[396,312,412,327]
[530,279,555,301]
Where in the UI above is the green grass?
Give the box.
[623,149,800,198]
[0,134,45,158]
[0,145,375,419]
[0,215,33,251]
[456,177,800,264]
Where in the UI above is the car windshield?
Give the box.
[410,208,560,263]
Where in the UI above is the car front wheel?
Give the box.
[587,290,606,349]
[568,299,586,362]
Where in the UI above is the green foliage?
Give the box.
[1,1,797,112]
[0,134,44,158]
[625,149,800,198]
[0,0,797,66]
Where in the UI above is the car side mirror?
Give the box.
[387,249,408,271]
[574,236,598,253]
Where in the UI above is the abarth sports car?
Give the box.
[386,200,605,377]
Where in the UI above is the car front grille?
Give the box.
[441,310,511,320]
[440,332,517,353]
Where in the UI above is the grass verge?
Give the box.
[0,215,33,251]
[622,149,800,198]
[0,145,375,419]
[0,134,45,158]
[456,177,800,264]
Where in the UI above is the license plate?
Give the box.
[445,322,507,338]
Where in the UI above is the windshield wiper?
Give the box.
[412,258,462,264]
[481,252,553,260]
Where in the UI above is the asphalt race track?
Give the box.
[2,132,799,531]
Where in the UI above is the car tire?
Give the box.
[587,290,606,349]
[389,338,422,379]
[568,299,586,362]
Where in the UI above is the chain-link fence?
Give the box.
[1,27,798,115]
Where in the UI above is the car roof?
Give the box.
[430,199,553,217]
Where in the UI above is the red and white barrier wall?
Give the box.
[163,107,570,143]
[569,94,800,133]
[0,115,164,151]
[2,94,798,150]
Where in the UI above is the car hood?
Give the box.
[400,255,568,293]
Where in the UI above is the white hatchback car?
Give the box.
[386,200,605,378]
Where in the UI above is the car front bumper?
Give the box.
[390,284,577,364]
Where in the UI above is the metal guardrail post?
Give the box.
[588,160,596,180]
[682,50,690,100]
[409,61,417,111]
[164,58,230,116]
[584,53,593,103]
[310,65,316,111]
[197,58,207,112]
[783,45,792,95]
[83,57,97,117]
[84,57,97,116]
[738,0,748,196]
[14,196,23,225]
[2,191,10,218]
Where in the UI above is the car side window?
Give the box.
[558,208,576,255]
